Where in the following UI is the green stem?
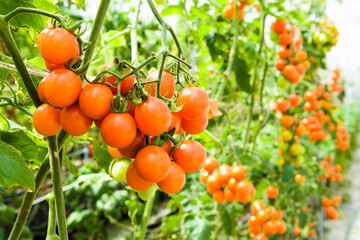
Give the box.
[47,136,68,240]
[0,17,41,107]
[81,0,112,75]
[138,193,156,240]
[4,7,63,23]
[0,97,33,116]
[215,0,240,100]
[46,192,56,237]
[131,0,142,63]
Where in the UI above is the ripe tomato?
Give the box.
[224,188,236,202]
[138,185,157,201]
[213,190,226,203]
[275,220,287,234]
[44,46,79,71]
[289,93,301,107]
[272,19,286,34]
[206,174,221,190]
[204,157,218,174]
[266,185,279,199]
[236,180,256,203]
[231,165,247,181]
[37,28,79,65]
[181,113,208,134]
[37,76,48,101]
[79,84,113,119]
[255,209,269,225]
[217,164,232,186]
[100,63,134,94]
[144,71,175,99]
[250,200,265,214]
[277,46,292,58]
[60,103,93,136]
[177,87,209,121]
[262,221,277,235]
[100,113,137,148]
[107,146,122,158]
[227,178,237,191]
[173,140,207,173]
[168,112,182,134]
[118,131,145,158]
[44,69,82,108]
[283,65,299,81]
[278,32,293,45]
[134,146,170,183]
[157,162,186,193]
[33,103,62,136]
[110,159,131,182]
[135,97,171,136]
[294,174,304,184]
[275,58,286,71]
[126,162,153,191]
[200,170,209,184]
[295,49,308,62]
[276,98,290,113]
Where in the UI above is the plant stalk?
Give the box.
[138,193,156,240]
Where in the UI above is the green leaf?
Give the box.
[69,0,85,8]
[193,129,223,152]
[233,57,251,93]
[282,163,295,182]
[183,215,214,240]
[0,129,38,161]
[92,140,113,173]
[161,5,183,17]
[204,33,227,61]
[0,203,17,224]
[64,154,79,177]
[221,208,234,235]
[0,141,35,190]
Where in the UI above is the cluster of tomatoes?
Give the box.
[248,200,287,240]
[329,68,344,93]
[294,220,316,237]
[222,0,254,21]
[200,157,256,204]
[320,156,343,182]
[313,18,339,52]
[272,19,311,87]
[33,27,211,197]
[321,195,342,220]
[336,120,350,151]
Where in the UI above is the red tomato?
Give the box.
[181,113,208,134]
[100,63,134,94]
[135,97,171,136]
[44,69,82,108]
[157,162,186,193]
[126,162,153,191]
[118,131,146,158]
[60,103,93,136]
[37,76,48,101]
[168,112,182,134]
[79,84,113,119]
[33,103,62,136]
[173,140,207,173]
[177,87,209,120]
[144,71,176,99]
[100,113,137,148]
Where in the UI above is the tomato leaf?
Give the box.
[233,56,251,93]
[161,5,183,17]
[221,208,235,235]
[282,162,295,182]
[0,141,35,190]
[183,215,214,240]
[69,0,85,8]
[92,140,113,173]
[64,154,79,177]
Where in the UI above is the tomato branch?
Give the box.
[138,192,156,240]
[46,193,57,236]
[4,7,63,23]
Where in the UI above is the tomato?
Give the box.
[181,113,208,134]
[94,118,103,129]
[134,146,171,182]
[276,98,290,113]
[100,113,137,148]
[107,146,122,158]
[44,46,79,71]
[157,162,186,193]
[294,174,304,184]
[160,140,173,155]
[206,174,221,190]
[250,200,265,214]
[213,190,226,203]
[100,63,134,94]
[275,58,286,71]
[304,91,315,102]
[204,157,218,174]
[126,162,153,191]
[289,93,301,107]
[277,46,292,58]
[200,170,209,184]
[177,87,209,121]
[168,112,182,134]
[135,97,171,136]
[44,69,82,108]
[266,185,279,199]
[275,220,287,234]
[255,209,269,225]
[283,65,299,81]
[217,164,232,186]
[231,165,247,181]
[37,76,47,101]
[118,131,145,158]
[37,28,79,65]
[110,159,131,182]
[236,180,256,203]
[296,49,308,62]
[33,103,62,136]
[262,221,277,235]
[138,185,157,201]
[60,103,93,136]
[144,71,175,99]
[278,32,293,45]
[173,140,207,173]
[224,188,236,202]
[227,178,237,191]
[272,19,286,34]
[79,84,113,119]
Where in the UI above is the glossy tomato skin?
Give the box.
[79,84,113,119]
[60,103,93,136]
[100,63,134,94]
[126,162,153,191]
[145,71,175,99]
[100,113,137,148]
[33,103,62,136]
[168,112,182,134]
[157,162,186,193]
[177,87,209,121]
[37,76,48,101]
[118,131,146,158]
[37,28,79,65]
[135,97,171,136]
[181,113,208,134]
[173,140,207,173]
[134,146,171,183]
[44,69,82,108]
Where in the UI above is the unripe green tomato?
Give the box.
[289,144,300,156]
[281,130,293,142]
[294,155,304,165]
[299,145,305,155]
[138,185,157,201]
[16,91,25,102]
[313,31,320,42]
[318,33,329,44]
[279,142,289,152]
[244,0,255,5]
[277,77,289,89]
[110,159,131,182]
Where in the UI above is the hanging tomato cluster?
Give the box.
[200,157,256,204]
[328,67,344,93]
[321,195,342,220]
[33,26,211,196]
[248,201,287,240]
[313,18,339,52]
[272,19,310,87]
[222,0,255,21]
[336,120,350,151]
[320,156,343,182]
